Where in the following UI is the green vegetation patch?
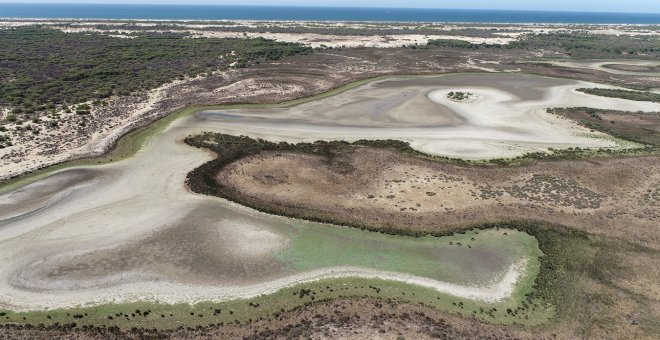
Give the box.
[427,39,485,49]
[277,225,538,286]
[0,275,548,331]
[576,88,660,103]
[0,26,312,117]
[509,31,660,59]
[446,91,473,101]
[428,31,660,59]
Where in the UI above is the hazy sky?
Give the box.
[1,0,659,13]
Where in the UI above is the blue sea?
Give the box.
[0,3,659,24]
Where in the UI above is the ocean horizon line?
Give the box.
[1,3,659,24]
[2,3,658,15]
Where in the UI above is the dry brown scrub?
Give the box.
[603,64,660,72]
[217,148,660,249]
[143,299,557,339]
[0,299,556,339]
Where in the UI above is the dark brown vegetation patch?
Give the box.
[575,88,660,104]
[0,27,312,113]
[602,63,660,72]
[185,133,659,249]
[0,299,561,339]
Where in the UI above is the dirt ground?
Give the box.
[217,148,660,250]
[145,299,559,339]
[0,298,558,340]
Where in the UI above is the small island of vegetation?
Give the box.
[447,91,473,101]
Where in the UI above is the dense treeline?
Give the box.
[0,26,312,116]
[428,31,660,59]
[509,31,660,58]
[427,39,488,49]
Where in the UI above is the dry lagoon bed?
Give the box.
[201,73,657,159]
[0,73,658,312]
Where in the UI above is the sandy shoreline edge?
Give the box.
[2,261,528,311]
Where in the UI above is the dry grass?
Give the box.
[217,147,660,249]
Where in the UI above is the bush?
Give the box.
[0,27,312,116]
[576,88,660,103]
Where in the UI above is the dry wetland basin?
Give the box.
[1,71,660,338]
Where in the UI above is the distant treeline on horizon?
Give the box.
[0,3,659,24]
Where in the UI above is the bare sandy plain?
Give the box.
[0,73,658,313]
